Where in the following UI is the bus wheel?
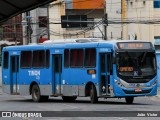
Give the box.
[90,85,98,103]
[32,84,42,102]
[125,97,134,104]
[62,96,77,102]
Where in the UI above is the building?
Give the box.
[22,5,49,44]
[106,0,122,40]
[120,0,160,44]
[49,0,105,39]
[1,15,23,45]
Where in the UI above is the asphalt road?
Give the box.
[0,89,160,120]
[0,66,160,120]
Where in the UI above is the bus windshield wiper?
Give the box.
[141,51,147,63]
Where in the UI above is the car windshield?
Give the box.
[117,52,156,77]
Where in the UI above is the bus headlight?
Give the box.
[114,79,124,87]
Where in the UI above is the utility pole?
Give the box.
[104,13,108,40]
[47,4,50,40]
[121,0,127,40]
[103,0,108,40]
[14,17,17,45]
[26,11,31,44]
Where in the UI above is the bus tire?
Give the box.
[62,96,77,102]
[32,84,42,102]
[90,85,98,103]
[125,97,134,104]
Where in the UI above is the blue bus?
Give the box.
[156,53,160,87]
[2,39,157,104]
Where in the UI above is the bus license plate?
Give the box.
[135,88,142,92]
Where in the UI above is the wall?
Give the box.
[65,0,104,9]
[30,7,48,43]
[49,1,66,39]
[106,0,122,40]
[126,0,155,42]
[49,1,104,39]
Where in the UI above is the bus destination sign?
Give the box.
[117,42,151,49]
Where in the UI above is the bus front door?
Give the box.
[10,56,19,94]
[53,54,62,95]
[99,53,112,95]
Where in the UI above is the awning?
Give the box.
[0,0,55,24]
[0,40,20,46]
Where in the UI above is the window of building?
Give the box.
[155,36,160,44]
[70,49,84,67]
[3,52,9,69]
[154,0,160,8]
[20,51,32,68]
[64,49,69,68]
[33,50,45,68]
[61,15,87,28]
[84,48,96,68]
[39,16,47,27]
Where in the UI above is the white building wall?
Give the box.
[126,0,159,43]
[49,2,65,39]
[106,0,122,40]
[30,8,48,43]
[154,8,160,38]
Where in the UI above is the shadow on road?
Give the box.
[4,97,151,105]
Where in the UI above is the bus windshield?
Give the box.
[117,52,156,77]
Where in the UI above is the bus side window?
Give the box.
[3,52,9,69]
[64,49,69,68]
[70,49,84,67]
[46,50,50,68]
[20,51,32,68]
[84,48,96,68]
[33,50,45,68]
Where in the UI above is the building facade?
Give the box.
[106,0,122,40]
[49,0,105,39]
[22,5,49,44]
[122,0,160,44]
[1,15,23,45]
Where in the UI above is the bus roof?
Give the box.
[2,39,153,51]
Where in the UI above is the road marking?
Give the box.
[62,104,79,109]
[113,117,129,120]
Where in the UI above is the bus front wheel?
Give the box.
[90,85,98,103]
[32,84,42,102]
[125,97,134,104]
